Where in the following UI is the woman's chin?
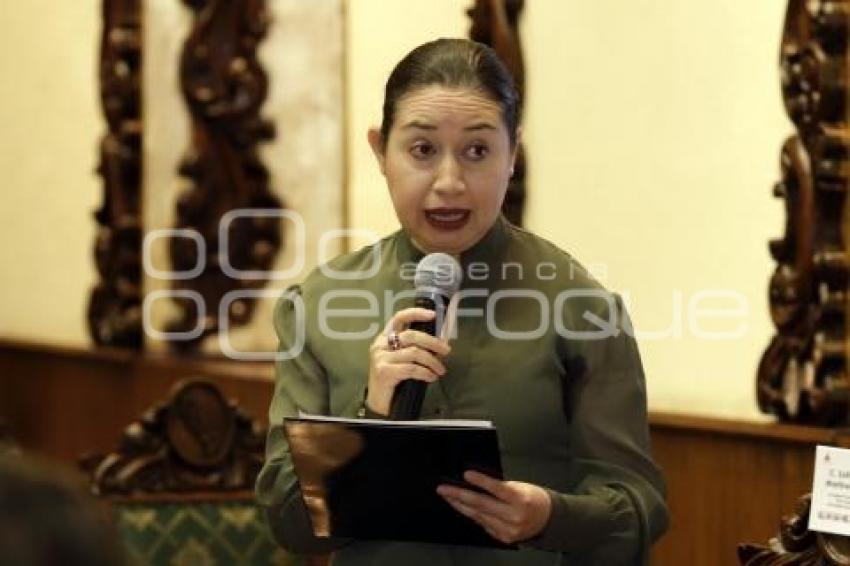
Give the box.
[411,232,477,256]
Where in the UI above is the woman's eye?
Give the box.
[465,143,489,160]
[410,142,436,159]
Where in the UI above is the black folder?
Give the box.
[283,415,514,549]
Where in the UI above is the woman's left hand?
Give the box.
[436,470,552,544]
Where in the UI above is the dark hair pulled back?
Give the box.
[380,38,521,148]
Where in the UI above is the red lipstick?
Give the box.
[424,208,470,230]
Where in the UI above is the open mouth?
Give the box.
[424,208,471,230]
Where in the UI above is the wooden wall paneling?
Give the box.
[0,341,275,463]
[649,413,838,565]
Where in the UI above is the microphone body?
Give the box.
[389,253,462,421]
[389,291,449,420]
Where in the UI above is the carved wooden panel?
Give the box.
[738,494,850,565]
[168,0,283,352]
[87,0,144,349]
[83,379,265,496]
[468,0,527,227]
[759,0,850,425]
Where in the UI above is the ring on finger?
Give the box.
[387,330,402,351]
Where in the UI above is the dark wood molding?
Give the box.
[87,0,144,349]
[468,0,527,227]
[168,0,283,352]
[649,411,850,445]
[0,338,272,380]
[758,0,850,425]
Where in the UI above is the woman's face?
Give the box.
[369,86,518,255]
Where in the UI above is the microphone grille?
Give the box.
[414,253,463,296]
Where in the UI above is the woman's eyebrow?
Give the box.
[401,120,437,130]
[464,122,497,131]
[400,120,497,132]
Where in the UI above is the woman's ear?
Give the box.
[510,126,523,173]
[367,128,386,176]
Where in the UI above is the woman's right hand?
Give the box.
[366,307,452,416]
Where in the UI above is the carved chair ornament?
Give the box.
[739,494,850,565]
[82,380,265,497]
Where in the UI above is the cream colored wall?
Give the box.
[0,2,100,346]
[346,1,787,419]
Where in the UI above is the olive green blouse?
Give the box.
[256,217,668,565]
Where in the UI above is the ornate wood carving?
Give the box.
[82,380,265,496]
[168,0,283,351]
[468,0,527,226]
[758,0,850,425]
[738,494,850,565]
[88,0,144,349]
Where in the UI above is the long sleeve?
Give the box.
[523,294,669,563]
[255,286,354,555]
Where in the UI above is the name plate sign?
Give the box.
[809,445,850,536]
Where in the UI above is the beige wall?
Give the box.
[346,1,787,419]
[0,2,101,345]
[524,2,787,419]
[0,0,789,419]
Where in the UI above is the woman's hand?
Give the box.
[366,307,451,416]
[437,470,552,545]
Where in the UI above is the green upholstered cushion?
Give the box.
[114,500,301,566]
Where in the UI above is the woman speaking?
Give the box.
[256,38,668,565]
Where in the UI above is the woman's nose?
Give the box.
[432,155,465,194]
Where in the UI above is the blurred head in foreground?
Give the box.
[0,453,126,566]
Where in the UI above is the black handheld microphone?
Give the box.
[389,253,463,420]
